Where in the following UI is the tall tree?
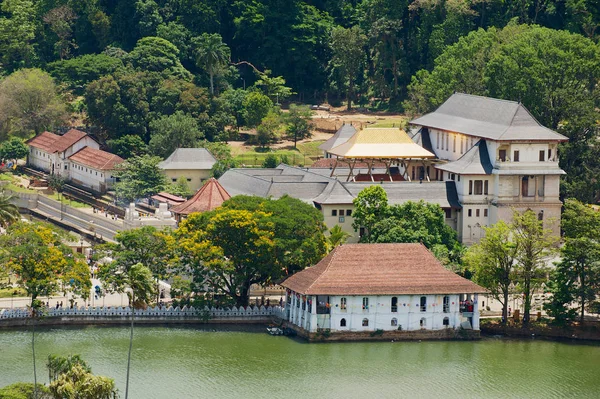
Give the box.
[0,69,68,139]
[242,91,273,128]
[148,111,204,158]
[114,155,167,202]
[0,191,19,227]
[0,136,29,162]
[513,209,558,327]
[0,222,91,399]
[194,33,230,95]
[284,104,313,148]
[43,5,78,60]
[99,262,154,399]
[466,221,519,325]
[0,0,37,71]
[329,25,367,110]
[351,185,389,241]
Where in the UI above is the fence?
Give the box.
[0,305,286,320]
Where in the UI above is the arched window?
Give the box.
[443,317,450,327]
[420,296,427,312]
[538,211,544,221]
[340,318,347,327]
[443,296,450,313]
[362,318,369,327]
[340,297,347,311]
[391,297,398,312]
[391,318,398,327]
[420,318,426,328]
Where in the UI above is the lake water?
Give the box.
[1,325,599,398]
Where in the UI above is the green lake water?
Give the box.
[1,325,599,399]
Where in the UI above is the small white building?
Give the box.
[281,243,484,335]
[67,147,123,193]
[26,129,123,193]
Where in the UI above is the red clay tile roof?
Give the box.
[282,243,485,295]
[27,129,90,153]
[26,131,61,152]
[68,146,124,170]
[171,178,231,215]
[53,129,88,152]
[151,192,186,205]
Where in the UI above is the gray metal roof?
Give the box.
[219,165,461,209]
[319,124,358,151]
[344,181,461,209]
[158,148,217,170]
[410,93,568,142]
[437,140,493,175]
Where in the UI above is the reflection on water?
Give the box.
[1,325,599,399]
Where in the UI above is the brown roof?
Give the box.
[171,178,231,215]
[26,131,61,152]
[68,147,124,170]
[27,129,90,153]
[151,192,186,205]
[282,243,485,295]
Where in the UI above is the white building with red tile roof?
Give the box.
[281,243,484,334]
[26,129,123,193]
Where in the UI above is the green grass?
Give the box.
[0,172,14,181]
[234,150,314,167]
[296,140,325,157]
[370,118,407,128]
[0,287,27,298]
[47,192,90,208]
[4,183,36,193]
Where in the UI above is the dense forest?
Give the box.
[0,0,599,201]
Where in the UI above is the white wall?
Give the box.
[287,292,479,333]
[69,161,116,193]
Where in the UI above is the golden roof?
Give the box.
[328,128,435,159]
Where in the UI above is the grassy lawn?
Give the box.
[233,140,325,167]
[46,192,90,208]
[0,287,27,298]
[0,172,13,181]
[370,118,407,128]
[4,183,36,193]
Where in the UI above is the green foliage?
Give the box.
[148,111,204,158]
[284,104,313,147]
[128,36,192,80]
[262,154,278,168]
[114,155,167,202]
[513,209,558,326]
[0,222,91,306]
[242,91,273,128]
[0,383,50,399]
[46,54,124,91]
[107,135,148,159]
[351,185,389,240]
[466,220,519,324]
[256,110,283,148]
[327,225,351,251]
[47,355,91,383]
[166,176,193,198]
[0,0,37,72]
[329,25,367,110]
[253,70,293,103]
[176,195,327,305]
[49,364,117,399]
[0,137,28,161]
[47,174,66,193]
[0,69,67,138]
[194,33,230,95]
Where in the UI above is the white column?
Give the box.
[473,293,480,330]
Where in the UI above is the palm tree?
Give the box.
[195,33,230,95]
[327,225,351,251]
[0,191,19,227]
[123,263,155,399]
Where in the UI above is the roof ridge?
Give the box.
[453,92,520,105]
[304,246,340,294]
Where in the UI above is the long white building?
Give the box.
[281,243,484,335]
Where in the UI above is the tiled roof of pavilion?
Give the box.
[318,123,357,152]
[171,178,231,215]
[282,243,485,295]
[436,139,493,175]
[328,127,435,159]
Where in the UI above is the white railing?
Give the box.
[0,305,286,320]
